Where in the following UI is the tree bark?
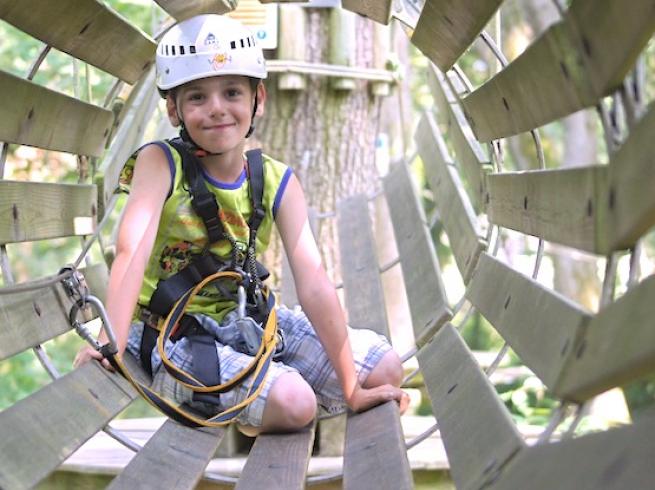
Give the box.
[252,8,386,287]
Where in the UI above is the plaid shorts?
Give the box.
[126,305,391,427]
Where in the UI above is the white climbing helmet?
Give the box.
[156,14,267,92]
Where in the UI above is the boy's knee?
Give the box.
[364,350,403,388]
[264,373,317,430]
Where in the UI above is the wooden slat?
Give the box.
[0,283,73,361]
[0,70,113,156]
[416,112,487,283]
[337,194,389,335]
[108,420,225,490]
[236,426,314,490]
[604,102,655,251]
[461,0,655,141]
[427,65,492,212]
[418,323,524,490]
[0,0,154,84]
[343,402,413,490]
[554,274,655,402]
[341,0,392,25]
[0,362,136,490]
[487,166,609,254]
[487,415,655,490]
[154,0,236,20]
[383,161,451,344]
[466,253,591,389]
[412,0,503,71]
[97,67,159,217]
[0,180,97,244]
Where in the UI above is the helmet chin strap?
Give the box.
[177,94,259,158]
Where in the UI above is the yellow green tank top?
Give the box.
[118,140,292,323]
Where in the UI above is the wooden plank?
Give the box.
[108,420,224,490]
[343,402,413,490]
[418,323,524,490]
[0,0,155,84]
[466,253,591,389]
[427,65,492,212]
[154,0,236,20]
[0,283,73,361]
[486,166,609,254]
[0,180,97,244]
[337,194,389,335]
[416,112,487,283]
[554,275,655,402]
[236,426,314,490]
[461,0,655,141]
[97,66,159,217]
[0,70,113,156]
[341,0,392,25]
[487,415,655,490]
[383,161,451,344]
[0,362,136,490]
[604,102,655,251]
[412,0,503,71]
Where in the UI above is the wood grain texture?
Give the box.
[236,426,314,490]
[412,0,503,71]
[343,402,413,490]
[0,70,113,156]
[0,0,154,84]
[341,0,392,25]
[555,275,655,402]
[487,414,655,490]
[0,363,136,490]
[604,102,655,251]
[383,161,451,343]
[418,323,524,490]
[154,0,236,20]
[337,194,389,335]
[0,180,96,243]
[462,0,655,141]
[486,166,609,254]
[108,420,225,490]
[0,283,73,361]
[466,253,591,389]
[428,65,491,212]
[416,112,487,283]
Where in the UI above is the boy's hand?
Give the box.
[346,384,410,414]
[73,345,114,372]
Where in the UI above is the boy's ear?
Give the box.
[166,95,181,127]
[255,82,266,117]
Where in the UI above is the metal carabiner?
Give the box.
[237,284,247,320]
[69,295,118,356]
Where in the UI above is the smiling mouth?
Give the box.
[205,123,236,130]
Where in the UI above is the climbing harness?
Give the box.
[64,140,281,427]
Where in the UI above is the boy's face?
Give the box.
[167,75,265,155]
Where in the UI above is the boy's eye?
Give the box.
[226,88,242,98]
[186,92,204,101]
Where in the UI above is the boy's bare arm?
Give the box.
[276,174,405,412]
[74,145,171,369]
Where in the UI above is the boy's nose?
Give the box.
[207,94,225,116]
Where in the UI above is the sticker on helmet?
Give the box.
[204,33,217,45]
[210,52,229,70]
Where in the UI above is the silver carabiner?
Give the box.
[69,295,118,356]
[237,284,247,320]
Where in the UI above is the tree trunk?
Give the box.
[252,8,385,288]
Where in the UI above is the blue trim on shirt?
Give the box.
[139,141,176,198]
[273,167,293,218]
[200,165,247,190]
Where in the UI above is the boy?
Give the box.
[75,14,408,433]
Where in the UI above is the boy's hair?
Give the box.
[156,14,267,97]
